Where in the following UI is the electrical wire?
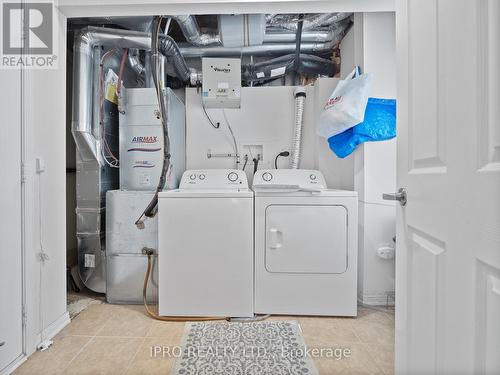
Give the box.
[37,171,52,351]
[274,151,290,169]
[135,16,169,227]
[242,154,249,170]
[222,109,239,169]
[201,100,220,129]
[253,157,259,174]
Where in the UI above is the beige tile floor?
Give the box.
[14,303,394,375]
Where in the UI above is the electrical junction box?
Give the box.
[202,58,241,108]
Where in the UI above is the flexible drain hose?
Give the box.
[142,250,225,321]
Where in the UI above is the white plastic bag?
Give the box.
[318,67,372,138]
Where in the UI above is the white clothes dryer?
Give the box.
[253,169,358,316]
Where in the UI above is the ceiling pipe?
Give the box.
[178,29,348,58]
[266,13,351,32]
[263,19,351,43]
[170,15,221,46]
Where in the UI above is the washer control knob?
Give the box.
[199,174,206,180]
[310,174,317,180]
[228,172,239,182]
[189,174,196,180]
[262,172,273,182]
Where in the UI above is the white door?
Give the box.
[394,0,500,374]
[0,69,24,370]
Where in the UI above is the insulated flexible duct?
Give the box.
[266,13,351,32]
[263,18,351,43]
[290,87,306,169]
[241,54,337,83]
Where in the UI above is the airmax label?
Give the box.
[131,136,158,143]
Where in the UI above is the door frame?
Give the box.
[9,0,398,371]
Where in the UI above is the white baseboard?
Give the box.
[2,312,70,374]
[1,355,26,375]
[41,311,71,342]
[358,292,395,306]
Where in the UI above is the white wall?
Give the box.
[22,10,70,358]
[352,12,397,305]
[0,65,24,374]
[185,85,318,181]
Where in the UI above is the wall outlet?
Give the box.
[36,157,45,173]
[377,243,395,260]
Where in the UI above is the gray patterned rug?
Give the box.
[171,320,319,375]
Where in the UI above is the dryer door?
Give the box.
[265,205,347,274]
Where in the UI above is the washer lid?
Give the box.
[159,189,253,198]
[253,169,327,193]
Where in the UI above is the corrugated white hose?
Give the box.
[289,86,307,169]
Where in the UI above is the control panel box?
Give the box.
[202,58,241,109]
[179,169,248,189]
[252,169,327,191]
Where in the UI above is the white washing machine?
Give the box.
[253,169,358,316]
[158,169,253,317]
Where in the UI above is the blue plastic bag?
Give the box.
[327,98,396,158]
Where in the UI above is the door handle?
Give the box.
[268,228,283,249]
[383,188,407,206]
[0,341,5,347]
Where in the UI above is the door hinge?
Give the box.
[21,162,26,184]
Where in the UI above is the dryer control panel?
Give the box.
[252,169,327,191]
[180,169,248,189]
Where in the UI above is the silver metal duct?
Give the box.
[263,19,350,43]
[171,15,221,46]
[266,13,352,32]
[179,34,346,58]
[127,48,145,76]
[72,26,190,292]
[72,26,190,167]
[290,87,306,169]
[170,14,351,47]
[178,17,350,58]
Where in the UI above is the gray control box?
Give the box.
[202,58,241,108]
